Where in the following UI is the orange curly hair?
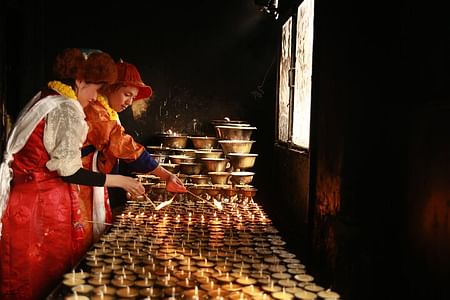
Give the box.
[53,48,117,84]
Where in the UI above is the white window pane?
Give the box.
[278,17,293,142]
[293,0,314,149]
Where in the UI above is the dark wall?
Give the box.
[3,0,279,144]
[271,1,450,300]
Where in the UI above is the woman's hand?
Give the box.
[151,165,187,193]
[166,173,187,193]
[105,174,145,195]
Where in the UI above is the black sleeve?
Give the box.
[61,168,107,186]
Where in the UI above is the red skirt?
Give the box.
[0,175,83,300]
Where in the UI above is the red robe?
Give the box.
[0,120,84,300]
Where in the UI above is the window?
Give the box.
[277,0,315,150]
[278,16,293,143]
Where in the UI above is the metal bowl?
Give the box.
[205,186,221,197]
[188,184,211,196]
[142,182,154,193]
[151,183,167,194]
[159,163,180,174]
[177,173,190,184]
[222,186,238,197]
[159,134,188,149]
[168,155,196,164]
[171,148,197,158]
[201,158,229,172]
[195,149,223,160]
[211,119,250,127]
[189,136,218,149]
[135,174,160,183]
[189,175,210,185]
[146,145,172,155]
[208,171,231,185]
[215,125,256,140]
[238,186,258,198]
[219,140,255,155]
[230,171,255,185]
[179,162,203,175]
[226,153,258,170]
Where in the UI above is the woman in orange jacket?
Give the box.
[79,60,186,250]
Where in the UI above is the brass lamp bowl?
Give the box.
[189,175,210,185]
[222,186,238,197]
[239,186,258,198]
[189,136,218,149]
[146,145,172,155]
[188,184,211,196]
[171,148,197,158]
[159,133,188,149]
[211,119,250,127]
[159,163,180,174]
[215,125,256,141]
[151,183,166,194]
[230,171,255,185]
[135,174,160,183]
[195,149,223,160]
[205,186,221,198]
[142,182,154,193]
[179,162,203,175]
[226,153,258,170]
[208,171,231,185]
[219,140,255,155]
[177,174,190,184]
[168,155,196,164]
[201,158,229,172]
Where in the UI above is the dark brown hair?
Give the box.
[53,48,117,84]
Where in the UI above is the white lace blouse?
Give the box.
[44,99,88,176]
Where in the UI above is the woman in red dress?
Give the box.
[0,48,145,300]
[80,61,186,250]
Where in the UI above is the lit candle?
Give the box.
[71,284,94,294]
[317,289,340,299]
[178,277,196,289]
[208,286,229,298]
[293,290,317,299]
[271,290,294,300]
[135,276,153,288]
[294,274,314,283]
[111,276,133,288]
[304,284,324,293]
[139,286,163,298]
[222,282,242,292]
[261,280,281,293]
[90,291,114,300]
[197,258,214,268]
[183,285,207,299]
[63,276,85,287]
[88,272,109,286]
[278,279,297,288]
[116,286,139,298]
[200,280,216,291]
[93,285,116,296]
[236,276,256,286]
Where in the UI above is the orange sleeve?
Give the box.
[84,102,145,173]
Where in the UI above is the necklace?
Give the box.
[48,80,77,100]
[97,95,119,121]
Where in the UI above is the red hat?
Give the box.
[116,61,153,100]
